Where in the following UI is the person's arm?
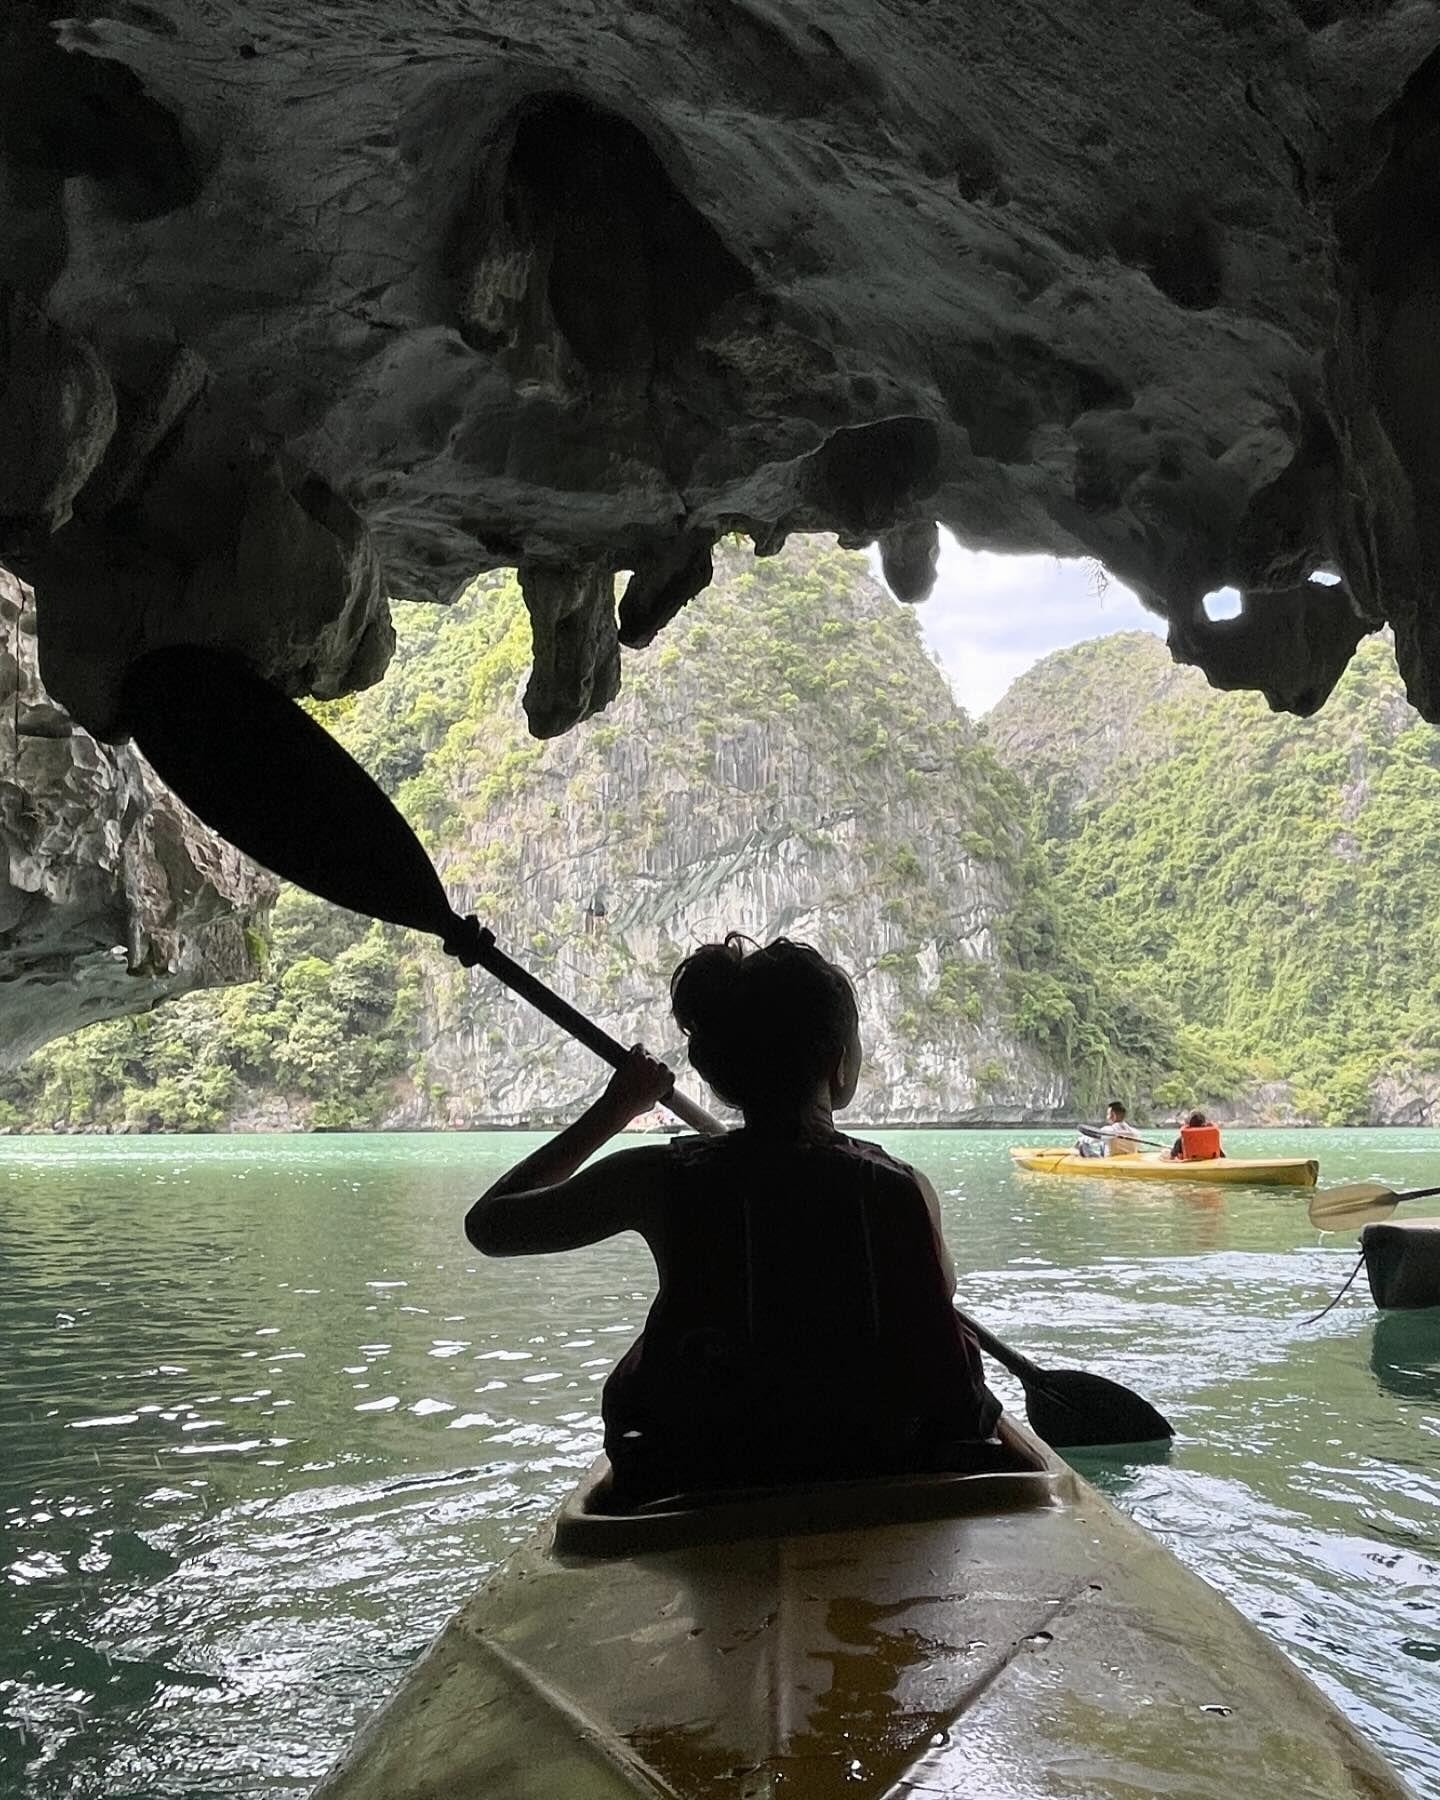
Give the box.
[465,1048,674,1257]
[915,1169,958,1296]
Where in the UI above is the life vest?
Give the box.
[602,1131,1000,1498]
[1179,1123,1222,1161]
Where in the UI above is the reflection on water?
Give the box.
[1,1128,1438,1795]
[1372,1311,1440,1406]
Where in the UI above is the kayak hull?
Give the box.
[1011,1147,1320,1186]
[313,1418,1407,1799]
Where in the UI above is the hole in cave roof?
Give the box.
[1201,586,1243,622]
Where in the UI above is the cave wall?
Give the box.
[0,566,273,1067]
[2,0,1440,743]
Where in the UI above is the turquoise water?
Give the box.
[2,1127,1438,1796]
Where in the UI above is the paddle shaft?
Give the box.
[1077,1123,1170,1152]
[460,926,723,1138]
[952,1310,1041,1383]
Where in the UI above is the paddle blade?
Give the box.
[1308,1183,1400,1230]
[122,648,454,939]
[1020,1367,1174,1449]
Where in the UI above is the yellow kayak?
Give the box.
[1011,1147,1320,1187]
[314,1417,1405,1799]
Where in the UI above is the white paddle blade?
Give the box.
[1307,1182,1398,1228]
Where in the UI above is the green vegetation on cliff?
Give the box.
[15,558,1433,1133]
[0,540,1151,1130]
[989,630,1440,1122]
[0,900,421,1132]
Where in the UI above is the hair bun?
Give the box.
[670,934,750,1035]
[669,933,858,1114]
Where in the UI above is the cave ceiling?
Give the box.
[2,0,1440,740]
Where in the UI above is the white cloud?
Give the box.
[872,530,1167,717]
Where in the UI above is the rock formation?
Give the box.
[0,566,273,1067]
[2,542,1096,1129]
[4,0,1440,756]
[395,546,1075,1127]
[989,628,1440,1125]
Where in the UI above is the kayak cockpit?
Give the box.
[313,1412,1412,1800]
[554,1417,1060,1559]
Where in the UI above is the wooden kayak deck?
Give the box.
[1011,1148,1321,1186]
[312,1419,1408,1799]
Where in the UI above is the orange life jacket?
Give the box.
[1179,1123,1221,1161]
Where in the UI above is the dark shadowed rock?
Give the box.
[0,566,274,1065]
[1,0,1439,741]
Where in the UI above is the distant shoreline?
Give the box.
[0,1119,1421,1139]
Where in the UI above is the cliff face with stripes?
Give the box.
[384,540,1080,1126]
[2,542,1117,1130]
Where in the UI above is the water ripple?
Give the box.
[1,1127,1437,1795]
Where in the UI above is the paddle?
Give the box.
[1307,1183,1440,1231]
[1076,1124,1170,1152]
[118,648,726,1132]
[119,644,1174,1449]
[954,1312,1173,1448]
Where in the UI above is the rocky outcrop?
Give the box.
[989,627,1440,1127]
[404,792,1071,1130]
[1369,1072,1440,1127]
[388,545,1075,1126]
[0,567,273,1066]
[986,631,1200,828]
[4,3,1440,749]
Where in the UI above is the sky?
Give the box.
[873,529,1167,717]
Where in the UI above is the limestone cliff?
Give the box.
[988,629,1440,1125]
[4,541,1125,1129]
[401,541,1075,1125]
[986,633,1197,835]
[0,566,273,1069]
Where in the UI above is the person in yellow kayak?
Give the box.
[465,934,1001,1505]
[1075,1100,1142,1157]
[1165,1110,1225,1161]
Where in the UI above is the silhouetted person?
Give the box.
[466,934,1000,1504]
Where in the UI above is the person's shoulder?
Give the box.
[836,1133,920,1181]
[665,1131,730,1163]
[835,1131,895,1160]
[658,1131,748,1182]
[590,1142,673,1183]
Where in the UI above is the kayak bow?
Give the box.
[314,1417,1405,1799]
